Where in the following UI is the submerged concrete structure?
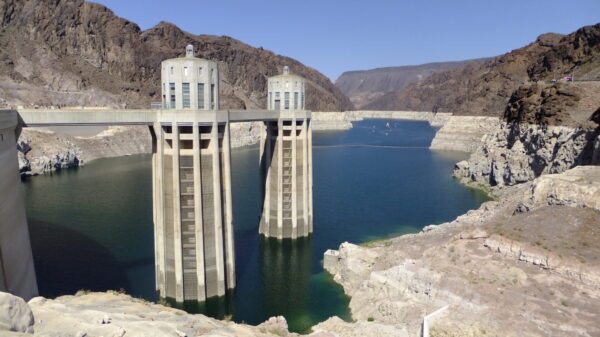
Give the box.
[0,48,313,303]
[259,67,313,239]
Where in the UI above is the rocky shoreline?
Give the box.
[322,166,600,337]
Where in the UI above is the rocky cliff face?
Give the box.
[454,83,600,187]
[454,122,600,187]
[321,166,600,337]
[429,116,501,152]
[364,23,600,115]
[0,0,352,111]
[335,59,480,108]
[18,127,152,176]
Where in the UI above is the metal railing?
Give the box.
[422,305,449,337]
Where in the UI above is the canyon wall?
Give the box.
[0,0,353,111]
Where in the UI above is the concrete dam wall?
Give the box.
[0,111,38,300]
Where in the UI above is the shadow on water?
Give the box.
[166,290,235,320]
[28,219,130,298]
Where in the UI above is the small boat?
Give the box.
[386,122,390,128]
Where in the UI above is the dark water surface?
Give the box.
[23,119,489,332]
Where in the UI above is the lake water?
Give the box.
[23,119,489,333]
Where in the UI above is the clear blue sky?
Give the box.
[93,0,600,81]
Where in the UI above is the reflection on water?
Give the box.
[260,237,312,327]
[23,119,489,333]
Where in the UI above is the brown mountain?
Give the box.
[0,0,353,111]
[335,59,481,108]
[364,23,600,115]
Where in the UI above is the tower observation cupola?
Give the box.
[161,45,219,110]
[186,44,194,57]
[267,66,305,111]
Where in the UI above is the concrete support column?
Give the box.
[192,122,206,301]
[259,123,271,235]
[211,118,226,297]
[276,119,284,239]
[301,119,309,237]
[151,126,159,289]
[153,122,167,295]
[307,119,314,232]
[171,122,184,302]
[291,118,298,239]
[0,111,38,301]
[222,115,235,290]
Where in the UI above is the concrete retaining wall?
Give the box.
[0,111,38,300]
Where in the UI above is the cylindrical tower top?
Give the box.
[160,45,219,110]
[267,66,305,111]
[186,44,194,58]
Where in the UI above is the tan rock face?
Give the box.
[429,116,501,152]
[17,126,152,176]
[27,292,295,337]
[455,122,600,187]
[322,167,600,337]
[528,166,600,210]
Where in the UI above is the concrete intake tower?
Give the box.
[152,45,235,302]
[259,66,313,239]
[0,45,313,304]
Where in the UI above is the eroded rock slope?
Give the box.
[322,166,600,337]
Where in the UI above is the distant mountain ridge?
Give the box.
[0,0,353,111]
[363,24,600,115]
[335,59,483,108]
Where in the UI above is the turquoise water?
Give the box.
[23,119,489,333]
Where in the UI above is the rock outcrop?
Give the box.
[429,116,501,152]
[0,291,300,337]
[18,127,152,176]
[0,0,352,111]
[454,85,600,187]
[0,292,34,334]
[322,166,600,337]
[454,122,600,187]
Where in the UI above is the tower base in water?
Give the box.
[152,115,235,302]
[259,116,313,239]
